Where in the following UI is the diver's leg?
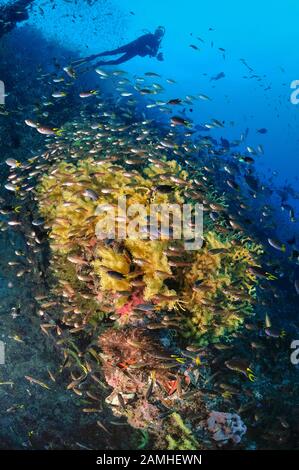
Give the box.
[93,52,135,66]
[98,45,129,57]
[72,53,104,67]
[72,46,130,68]
[77,53,136,75]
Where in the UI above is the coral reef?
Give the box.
[7,116,268,448]
[99,327,184,429]
[36,157,261,343]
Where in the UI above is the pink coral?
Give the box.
[207,411,247,445]
[116,291,145,316]
[127,399,162,429]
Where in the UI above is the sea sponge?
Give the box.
[206,411,247,445]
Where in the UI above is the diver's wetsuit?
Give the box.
[0,0,35,39]
[73,33,162,68]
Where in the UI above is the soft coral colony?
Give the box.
[33,141,263,445]
[38,157,261,338]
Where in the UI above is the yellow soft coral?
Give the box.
[37,157,261,341]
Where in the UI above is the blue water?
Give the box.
[16,0,298,188]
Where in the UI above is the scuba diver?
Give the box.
[72,27,165,70]
[0,0,35,39]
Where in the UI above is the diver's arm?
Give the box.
[149,41,160,57]
[146,36,163,58]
